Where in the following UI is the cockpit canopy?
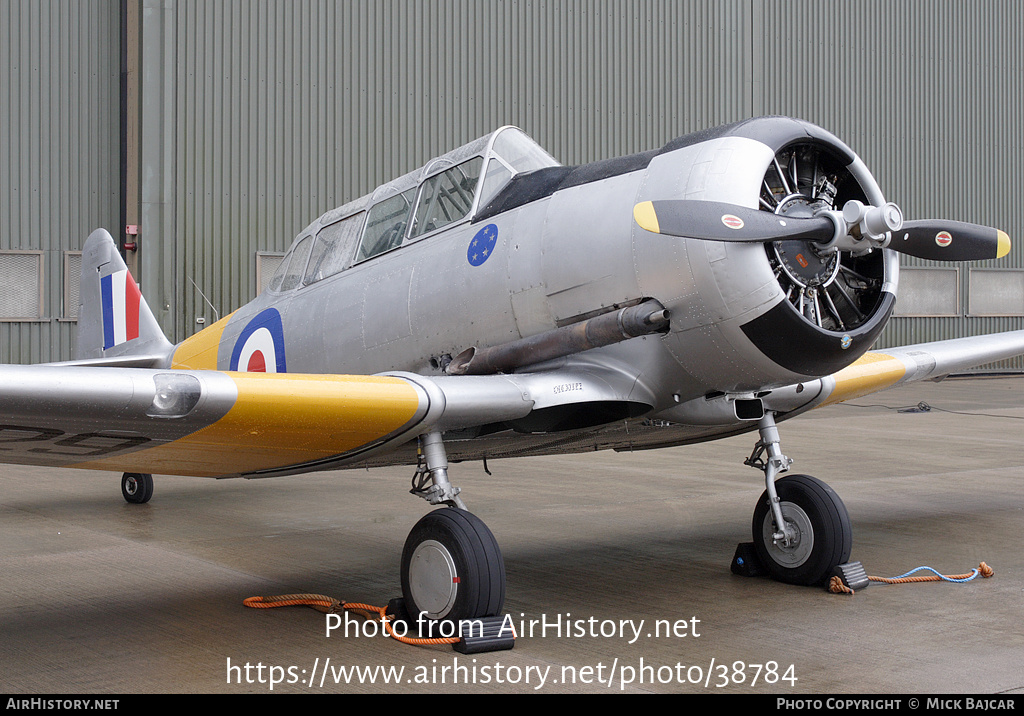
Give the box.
[267,127,559,293]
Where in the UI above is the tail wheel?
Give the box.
[121,472,154,504]
[401,508,505,626]
[752,474,851,586]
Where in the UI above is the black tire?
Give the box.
[121,472,154,504]
[401,508,505,629]
[752,474,851,586]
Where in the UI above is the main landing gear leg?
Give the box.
[401,432,506,626]
[410,432,466,509]
[745,412,851,586]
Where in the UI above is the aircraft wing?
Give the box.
[737,329,1024,429]
[811,329,1024,408]
[1,330,1022,479]
[0,336,667,477]
[0,365,537,478]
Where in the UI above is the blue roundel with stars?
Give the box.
[467,224,498,266]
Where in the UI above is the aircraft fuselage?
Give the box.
[172,118,898,427]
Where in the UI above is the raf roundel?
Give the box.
[230,308,287,373]
[467,224,499,266]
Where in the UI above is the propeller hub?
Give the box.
[842,200,904,240]
[772,240,839,289]
[772,195,840,289]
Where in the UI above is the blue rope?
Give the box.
[886,566,981,583]
[831,562,991,594]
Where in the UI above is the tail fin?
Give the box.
[75,228,173,366]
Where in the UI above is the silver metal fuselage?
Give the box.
[7,118,1022,481]
[221,132,885,415]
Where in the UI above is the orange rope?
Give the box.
[243,594,460,646]
[829,562,993,595]
[828,577,854,595]
[870,562,993,584]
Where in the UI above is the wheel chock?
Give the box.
[731,542,766,577]
[387,598,515,654]
[386,596,412,623]
[830,561,870,592]
[452,615,515,654]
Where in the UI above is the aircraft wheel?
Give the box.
[752,474,851,586]
[121,472,154,504]
[401,508,505,628]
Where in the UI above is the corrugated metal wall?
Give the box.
[169,0,759,339]
[752,0,1024,369]
[0,0,120,363]
[4,0,1023,368]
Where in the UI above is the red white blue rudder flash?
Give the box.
[101,269,142,349]
[75,228,173,364]
[230,308,287,373]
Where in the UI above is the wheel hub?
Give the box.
[761,501,814,568]
[406,539,459,619]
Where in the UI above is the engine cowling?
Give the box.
[733,119,898,376]
[651,118,898,378]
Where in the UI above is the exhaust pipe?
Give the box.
[446,300,669,376]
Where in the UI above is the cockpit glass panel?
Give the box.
[478,158,514,209]
[304,212,365,284]
[409,157,483,239]
[357,189,415,261]
[266,251,292,292]
[491,128,560,173]
[278,236,313,291]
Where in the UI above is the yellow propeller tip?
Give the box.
[633,201,660,234]
[996,230,1011,258]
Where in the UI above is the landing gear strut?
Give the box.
[401,433,506,627]
[745,413,851,585]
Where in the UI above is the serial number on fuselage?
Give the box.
[553,382,584,395]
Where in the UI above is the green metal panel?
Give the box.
[165,0,756,340]
[0,0,121,363]
[752,0,1024,369]
[4,0,1023,369]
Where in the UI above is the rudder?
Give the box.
[76,228,173,365]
